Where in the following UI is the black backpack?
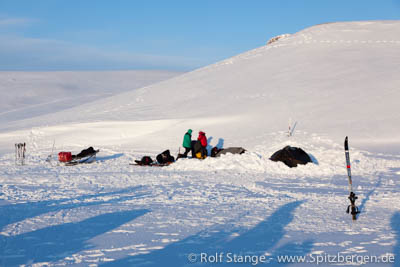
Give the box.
[156,150,175,164]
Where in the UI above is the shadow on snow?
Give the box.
[97,153,125,162]
[358,175,382,217]
[102,201,313,267]
[390,212,400,266]
[0,186,149,232]
[308,153,319,165]
[0,209,149,266]
[206,137,225,155]
[0,186,150,265]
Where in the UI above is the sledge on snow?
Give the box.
[58,147,99,166]
[131,150,175,167]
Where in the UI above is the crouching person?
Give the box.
[192,131,208,159]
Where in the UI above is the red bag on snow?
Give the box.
[58,152,72,162]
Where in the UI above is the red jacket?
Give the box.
[198,132,207,147]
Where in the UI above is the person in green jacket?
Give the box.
[182,129,193,157]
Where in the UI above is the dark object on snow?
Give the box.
[191,140,200,157]
[156,150,175,164]
[135,156,154,166]
[73,147,97,159]
[176,153,187,160]
[215,147,246,157]
[211,147,223,157]
[270,146,312,168]
[192,140,207,159]
[133,150,175,167]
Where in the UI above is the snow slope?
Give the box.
[0,70,180,124]
[1,21,400,267]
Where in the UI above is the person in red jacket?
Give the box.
[197,131,208,158]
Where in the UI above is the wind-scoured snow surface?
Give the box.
[1,21,400,266]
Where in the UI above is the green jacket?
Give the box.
[183,130,192,148]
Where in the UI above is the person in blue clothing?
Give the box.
[182,129,193,157]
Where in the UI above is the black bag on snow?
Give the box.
[135,156,153,165]
[156,150,175,164]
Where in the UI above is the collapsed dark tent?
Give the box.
[270,146,312,168]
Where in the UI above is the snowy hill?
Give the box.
[2,20,399,153]
[1,21,400,267]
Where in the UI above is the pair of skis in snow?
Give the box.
[344,136,359,221]
[15,143,26,165]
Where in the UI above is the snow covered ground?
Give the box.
[1,21,400,266]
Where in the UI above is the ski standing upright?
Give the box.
[344,136,359,220]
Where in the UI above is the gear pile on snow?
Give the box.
[133,150,175,167]
[270,145,312,168]
[58,147,99,166]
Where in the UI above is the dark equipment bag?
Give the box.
[135,156,154,165]
[156,150,175,164]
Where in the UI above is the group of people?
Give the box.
[134,128,244,165]
[182,129,208,159]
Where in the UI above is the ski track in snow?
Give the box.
[212,34,400,69]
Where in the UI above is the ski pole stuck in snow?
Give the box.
[287,118,297,137]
